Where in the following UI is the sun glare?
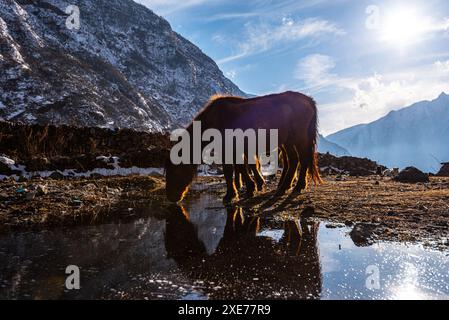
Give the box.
[380,7,431,47]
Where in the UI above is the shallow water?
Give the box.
[0,194,448,300]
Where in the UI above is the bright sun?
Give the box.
[380,7,431,47]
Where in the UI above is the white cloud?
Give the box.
[297,56,449,135]
[295,54,337,89]
[217,18,345,64]
[211,34,226,44]
[435,59,449,73]
[206,12,259,22]
[350,62,449,118]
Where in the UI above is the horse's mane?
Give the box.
[190,94,245,125]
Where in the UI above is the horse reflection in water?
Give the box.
[165,205,322,299]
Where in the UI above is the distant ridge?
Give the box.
[326,93,449,172]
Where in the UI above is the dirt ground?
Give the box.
[1,175,448,250]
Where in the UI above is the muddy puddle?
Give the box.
[0,194,448,300]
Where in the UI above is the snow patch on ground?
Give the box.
[0,155,16,166]
[0,154,164,181]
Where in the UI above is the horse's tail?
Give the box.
[307,97,323,185]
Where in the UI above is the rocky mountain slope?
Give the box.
[326,93,449,173]
[0,0,245,131]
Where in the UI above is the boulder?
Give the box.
[349,223,378,247]
[0,156,21,176]
[394,167,429,183]
[437,163,449,177]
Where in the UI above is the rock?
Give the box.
[49,172,64,180]
[0,161,21,176]
[26,191,37,201]
[349,223,378,247]
[325,223,345,229]
[394,167,429,183]
[36,185,49,195]
[437,163,449,177]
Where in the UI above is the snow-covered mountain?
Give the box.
[317,134,350,157]
[0,0,245,131]
[326,93,449,173]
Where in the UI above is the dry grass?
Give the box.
[296,177,449,247]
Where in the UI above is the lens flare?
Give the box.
[380,7,431,47]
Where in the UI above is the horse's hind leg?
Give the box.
[239,162,256,198]
[276,146,289,193]
[275,145,299,197]
[223,164,238,204]
[292,146,311,195]
[234,154,257,198]
[234,166,243,190]
[249,157,265,191]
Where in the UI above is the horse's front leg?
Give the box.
[223,164,238,204]
[234,166,243,190]
[240,164,256,198]
[250,161,265,192]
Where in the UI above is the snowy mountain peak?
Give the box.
[437,92,449,100]
[0,0,245,131]
[326,93,449,173]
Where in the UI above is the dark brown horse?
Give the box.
[165,91,321,203]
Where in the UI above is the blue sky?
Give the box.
[137,0,449,134]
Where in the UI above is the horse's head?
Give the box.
[165,159,197,203]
